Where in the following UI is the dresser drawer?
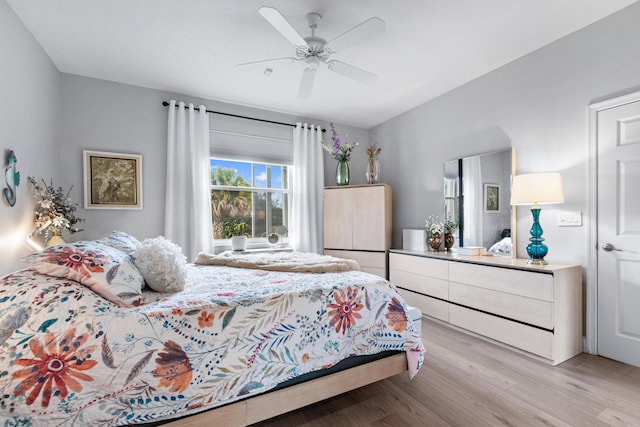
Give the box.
[449,262,553,301]
[390,269,448,300]
[360,266,386,278]
[324,250,386,278]
[390,253,448,280]
[324,249,385,268]
[449,305,553,359]
[399,288,448,322]
[450,282,553,329]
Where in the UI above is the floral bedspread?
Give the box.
[0,265,424,426]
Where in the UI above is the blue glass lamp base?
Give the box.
[526,207,548,265]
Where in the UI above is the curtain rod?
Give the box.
[162,101,325,133]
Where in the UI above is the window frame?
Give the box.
[210,158,290,248]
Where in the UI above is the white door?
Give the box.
[596,96,640,367]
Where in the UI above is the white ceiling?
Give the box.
[7,0,638,129]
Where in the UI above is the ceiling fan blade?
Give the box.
[326,17,385,54]
[327,60,377,84]
[298,67,317,98]
[236,57,298,69]
[259,7,308,48]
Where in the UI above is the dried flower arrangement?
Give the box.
[321,122,358,162]
[28,177,83,242]
[426,215,444,235]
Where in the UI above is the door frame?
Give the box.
[587,90,640,354]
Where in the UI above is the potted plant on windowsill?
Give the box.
[225,222,249,251]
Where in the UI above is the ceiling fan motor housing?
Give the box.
[302,37,326,55]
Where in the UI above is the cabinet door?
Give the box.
[323,189,354,249]
[352,186,389,250]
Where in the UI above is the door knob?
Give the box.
[602,243,620,252]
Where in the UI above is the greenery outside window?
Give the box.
[210,158,289,243]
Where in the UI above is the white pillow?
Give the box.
[488,237,513,254]
[133,236,187,293]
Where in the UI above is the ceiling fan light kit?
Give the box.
[238,7,386,98]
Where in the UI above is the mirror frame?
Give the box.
[444,148,516,258]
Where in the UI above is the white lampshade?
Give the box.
[510,172,564,206]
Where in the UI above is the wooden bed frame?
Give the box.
[164,352,408,426]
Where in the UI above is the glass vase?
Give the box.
[428,232,442,251]
[46,229,66,247]
[366,158,380,184]
[335,159,350,186]
[444,233,455,251]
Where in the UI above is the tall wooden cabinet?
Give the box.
[323,184,392,278]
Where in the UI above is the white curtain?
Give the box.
[290,123,324,253]
[165,100,214,261]
[463,156,483,247]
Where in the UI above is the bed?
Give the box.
[0,233,424,426]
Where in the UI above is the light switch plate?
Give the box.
[557,211,582,227]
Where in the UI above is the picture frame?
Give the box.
[83,150,142,209]
[484,183,500,213]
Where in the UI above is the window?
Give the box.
[210,158,289,241]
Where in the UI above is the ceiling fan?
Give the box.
[237,7,386,98]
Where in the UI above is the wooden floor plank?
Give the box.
[253,317,640,426]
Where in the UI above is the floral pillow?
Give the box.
[96,230,142,254]
[23,241,144,307]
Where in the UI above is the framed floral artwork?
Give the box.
[83,150,142,209]
[484,183,500,213]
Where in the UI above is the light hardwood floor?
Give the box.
[254,317,640,427]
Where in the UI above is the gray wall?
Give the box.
[61,75,170,242]
[371,2,640,270]
[61,74,367,247]
[0,1,62,275]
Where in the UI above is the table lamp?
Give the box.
[510,172,564,265]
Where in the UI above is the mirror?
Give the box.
[444,148,516,257]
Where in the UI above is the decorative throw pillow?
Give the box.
[96,230,142,254]
[133,237,187,293]
[23,241,144,307]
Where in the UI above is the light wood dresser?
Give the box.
[323,184,392,279]
[389,250,583,365]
